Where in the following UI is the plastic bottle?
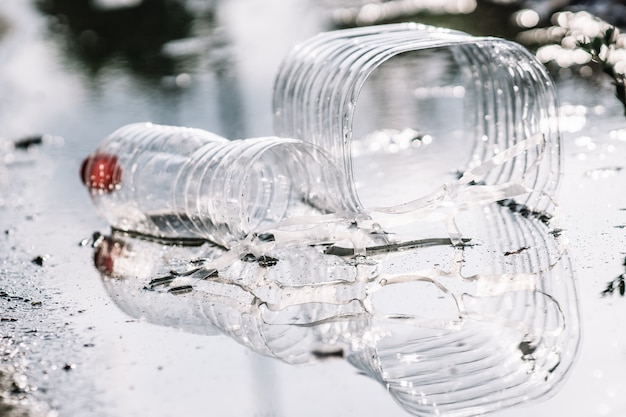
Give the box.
[273,22,561,216]
[81,122,348,248]
[82,23,563,250]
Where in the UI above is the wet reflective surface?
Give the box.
[1,1,626,417]
[94,200,580,417]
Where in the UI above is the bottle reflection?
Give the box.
[90,200,579,417]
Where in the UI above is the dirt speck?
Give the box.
[30,256,47,267]
[0,370,36,417]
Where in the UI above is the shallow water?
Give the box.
[1,1,625,417]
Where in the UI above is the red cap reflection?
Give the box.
[93,235,127,277]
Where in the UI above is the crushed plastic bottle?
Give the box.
[273,22,561,216]
[81,123,349,248]
[79,22,580,417]
[82,23,563,254]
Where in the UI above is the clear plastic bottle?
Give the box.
[81,122,348,248]
[273,22,561,217]
[82,23,563,250]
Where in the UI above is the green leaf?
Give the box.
[592,36,604,53]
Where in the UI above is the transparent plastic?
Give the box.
[81,122,348,248]
[82,23,577,417]
[273,22,561,215]
[95,197,579,417]
[83,24,562,250]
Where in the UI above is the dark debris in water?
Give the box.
[168,285,193,295]
[241,253,257,263]
[257,255,279,268]
[311,348,344,359]
[549,228,565,238]
[254,233,275,242]
[111,224,212,247]
[146,267,218,291]
[325,237,472,257]
[241,253,279,267]
[12,135,44,150]
[504,246,530,256]
[201,268,218,279]
[497,198,552,225]
[0,291,31,304]
[1,318,18,322]
[30,255,47,267]
[601,257,626,297]
[519,339,538,357]
[147,275,177,290]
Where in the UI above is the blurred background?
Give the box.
[1,1,626,416]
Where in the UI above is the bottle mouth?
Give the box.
[219,138,348,238]
[349,48,472,209]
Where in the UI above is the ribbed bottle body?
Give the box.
[273,23,561,216]
[82,123,348,247]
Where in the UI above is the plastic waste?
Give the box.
[81,122,348,248]
[82,22,579,417]
[81,23,563,251]
[94,197,579,417]
[273,22,561,216]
